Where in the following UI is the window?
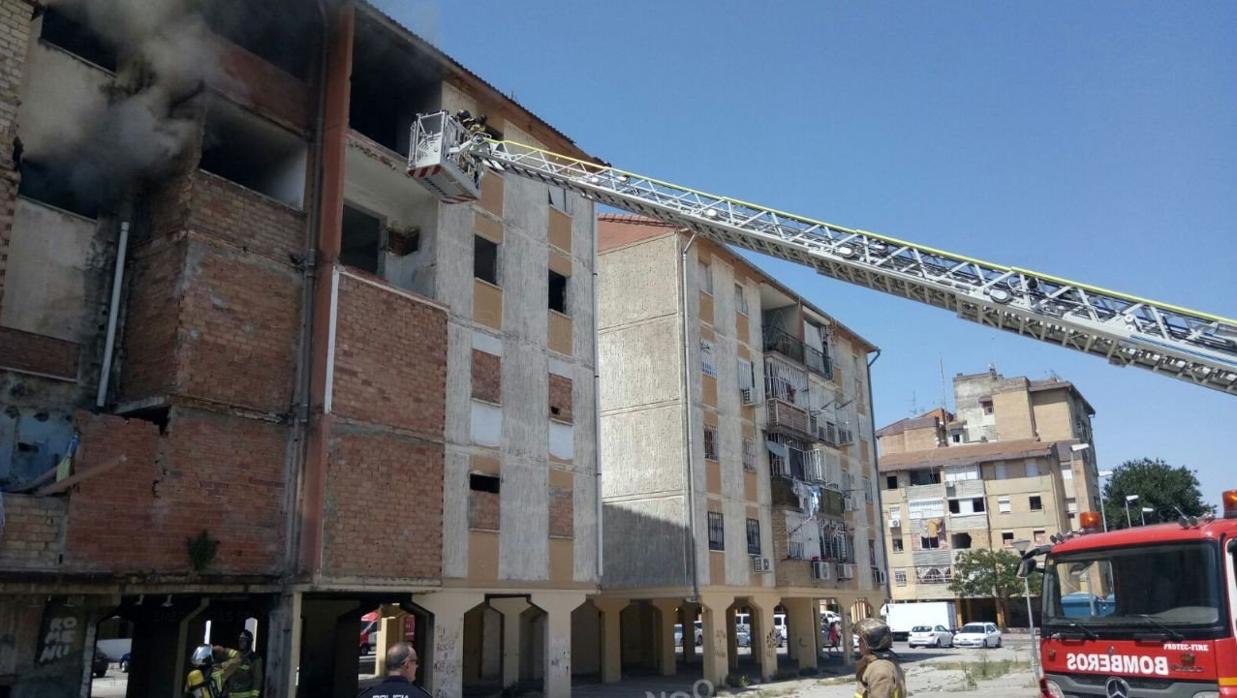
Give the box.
[1029,496,1043,511]
[474,236,499,284]
[39,8,118,71]
[698,260,713,294]
[470,474,500,493]
[951,532,972,549]
[951,497,986,515]
[920,535,941,550]
[1066,498,1078,514]
[700,340,717,377]
[1026,460,1040,477]
[200,101,308,208]
[708,511,724,551]
[909,470,941,486]
[1033,529,1047,545]
[907,499,945,520]
[746,518,761,555]
[341,205,382,274]
[1001,531,1014,547]
[891,537,903,553]
[894,569,908,587]
[741,438,756,472]
[734,283,749,315]
[952,433,962,443]
[998,497,1011,514]
[994,463,1008,480]
[885,475,898,490]
[703,425,718,461]
[863,477,873,503]
[944,465,980,482]
[548,270,568,313]
[949,499,960,514]
[737,359,754,391]
[1061,468,1074,481]
[981,400,994,415]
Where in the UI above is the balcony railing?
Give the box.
[763,328,833,380]
[766,399,813,440]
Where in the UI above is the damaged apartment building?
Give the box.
[0,1,599,696]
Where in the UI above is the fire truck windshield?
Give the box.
[1044,541,1223,631]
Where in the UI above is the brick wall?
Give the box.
[119,239,184,401]
[63,408,286,575]
[322,427,442,580]
[548,485,573,538]
[548,375,572,423]
[331,273,446,437]
[209,35,310,134]
[0,495,67,569]
[469,490,499,531]
[0,326,79,379]
[0,0,30,311]
[187,170,306,264]
[471,350,500,404]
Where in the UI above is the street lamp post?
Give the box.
[1141,506,1154,526]
[1098,469,1114,532]
[1013,539,1038,675]
[1125,495,1139,528]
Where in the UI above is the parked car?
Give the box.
[92,650,109,678]
[735,624,751,648]
[119,652,130,673]
[694,620,703,645]
[673,623,684,647]
[359,612,416,654]
[907,624,953,648]
[951,622,1001,648]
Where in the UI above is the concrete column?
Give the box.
[649,599,681,676]
[725,606,738,670]
[840,605,855,668]
[530,592,587,698]
[783,598,818,671]
[418,592,485,698]
[697,593,731,689]
[374,604,410,676]
[592,598,628,683]
[680,602,700,664]
[747,596,779,681]
[490,597,531,689]
[263,592,301,698]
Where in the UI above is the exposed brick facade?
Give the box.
[470,349,500,404]
[0,495,67,569]
[548,374,573,423]
[185,170,306,264]
[0,326,79,379]
[63,408,286,575]
[0,0,30,311]
[322,427,442,580]
[548,485,573,538]
[469,490,499,531]
[331,273,447,437]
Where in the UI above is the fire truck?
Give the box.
[405,110,1237,696]
[1021,494,1237,698]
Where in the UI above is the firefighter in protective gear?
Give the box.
[854,618,906,698]
[224,630,263,698]
[185,644,242,698]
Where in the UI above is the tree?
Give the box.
[948,548,1040,627]
[1101,458,1212,530]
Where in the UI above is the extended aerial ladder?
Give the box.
[407,111,1237,396]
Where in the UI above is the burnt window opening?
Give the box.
[18,160,101,218]
[200,101,307,208]
[350,14,441,153]
[340,204,382,274]
[125,405,171,435]
[199,0,319,79]
[38,8,118,72]
[474,236,498,285]
[548,271,568,314]
[469,474,500,494]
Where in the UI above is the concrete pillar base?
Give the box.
[697,593,732,689]
[592,598,628,684]
[530,591,587,698]
[649,599,681,676]
[748,595,780,681]
[490,597,531,689]
[783,597,818,671]
[419,591,486,698]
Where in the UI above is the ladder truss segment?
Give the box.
[480,140,1237,395]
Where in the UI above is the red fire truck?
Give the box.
[1029,491,1237,698]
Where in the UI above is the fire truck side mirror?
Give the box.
[1016,558,1037,578]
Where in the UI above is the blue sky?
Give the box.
[374,1,1237,507]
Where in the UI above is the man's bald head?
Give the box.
[386,642,418,679]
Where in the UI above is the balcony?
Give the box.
[763,328,833,380]
[766,398,813,441]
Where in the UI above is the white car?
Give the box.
[951,622,1001,648]
[907,624,953,648]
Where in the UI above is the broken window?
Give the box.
[200,0,319,79]
[474,236,499,285]
[340,204,382,274]
[350,14,441,153]
[18,160,100,218]
[1029,495,1043,511]
[38,8,117,72]
[951,533,973,549]
[200,100,307,208]
[469,474,500,494]
[885,475,898,490]
[548,270,568,314]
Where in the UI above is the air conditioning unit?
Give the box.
[740,387,756,405]
[751,556,771,573]
[836,563,855,580]
[811,560,832,580]
[888,517,901,529]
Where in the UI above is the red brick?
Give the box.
[469,490,499,531]
[549,375,573,423]
[471,350,500,404]
[0,326,79,378]
[549,486,573,538]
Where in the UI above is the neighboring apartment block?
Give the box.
[877,369,1098,625]
[596,216,888,686]
[0,3,597,697]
